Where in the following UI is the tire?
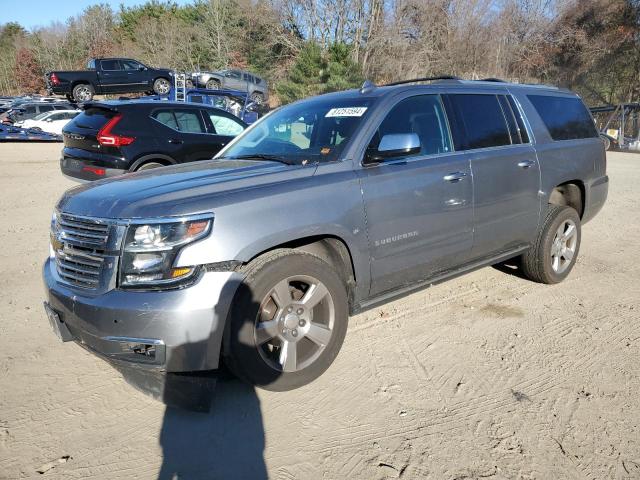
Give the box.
[153,77,171,95]
[72,83,94,102]
[250,92,265,105]
[134,161,165,171]
[521,205,581,284]
[225,250,348,391]
[205,79,220,90]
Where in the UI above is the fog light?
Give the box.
[171,267,193,278]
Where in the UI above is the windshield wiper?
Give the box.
[221,154,295,165]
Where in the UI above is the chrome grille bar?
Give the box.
[53,213,111,290]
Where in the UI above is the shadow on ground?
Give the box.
[117,281,277,480]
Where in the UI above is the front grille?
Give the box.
[53,213,111,289]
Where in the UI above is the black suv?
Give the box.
[60,101,246,181]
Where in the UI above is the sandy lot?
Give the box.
[0,143,638,479]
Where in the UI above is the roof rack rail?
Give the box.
[479,78,507,82]
[383,76,461,87]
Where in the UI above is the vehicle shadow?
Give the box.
[117,281,277,479]
[492,256,528,280]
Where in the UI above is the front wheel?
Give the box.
[153,77,171,95]
[521,205,581,284]
[225,250,348,391]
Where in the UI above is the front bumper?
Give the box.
[43,257,242,372]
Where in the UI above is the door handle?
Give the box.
[518,160,535,169]
[443,172,467,183]
[168,139,183,144]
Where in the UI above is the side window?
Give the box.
[207,112,244,136]
[228,70,241,80]
[368,95,452,159]
[121,60,141,71]
[152,110,179,130]
[24,106,36,114]
[445,94,511,150]
[152,109,206,133]
[527,94,597,141]
[174,110,206,133]
[39,105,54,113]
[100,59,121,71]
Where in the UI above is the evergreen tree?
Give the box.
[276,42,363,104]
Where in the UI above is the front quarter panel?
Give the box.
[176,160,371,301]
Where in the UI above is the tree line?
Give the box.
[0,0,638,106]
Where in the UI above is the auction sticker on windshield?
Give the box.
[325,107,368,117]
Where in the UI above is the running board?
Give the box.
[351,246,529,315]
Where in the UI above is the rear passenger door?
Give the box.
[150,108,219,163]
[98,60,126,93]
[358,94,474,296]
[444,93,540,257]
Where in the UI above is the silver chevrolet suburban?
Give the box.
[43,78,608,393]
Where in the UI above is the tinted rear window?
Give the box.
[72,108,115,130]
[445,94,511,150]
[528,95,597,141]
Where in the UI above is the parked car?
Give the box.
[191,69,268,104]
[46,58,174,102]
[44,78,608,397]
[15,109,80,135]
[60,100,246,181]
[0,102,75,124]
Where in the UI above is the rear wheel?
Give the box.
[521,205,581,284]
[250,92,265,105]
[206,79,220,90]
[72,83,94,102]
[134,161,165,172]
[153,77,171,95]
[225,250,348,391]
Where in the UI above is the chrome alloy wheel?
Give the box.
[550,219,578,274]
[254,275,335,373]
[155,78,171,94]
[75,85,92,102]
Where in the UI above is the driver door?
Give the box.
[357,94,474,296]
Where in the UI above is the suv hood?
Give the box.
[57,159,316,219]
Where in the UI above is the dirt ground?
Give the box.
[0,143,638,480]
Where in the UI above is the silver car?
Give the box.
[44,78,608,397]
[191,69,268,104]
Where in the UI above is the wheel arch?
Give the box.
[243,235,358,309]
[549,180,585,219]
[129,153,176,171]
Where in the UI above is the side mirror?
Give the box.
[364,133,421,165]
[138,66,146,71]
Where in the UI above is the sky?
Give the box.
[0,0,193,30]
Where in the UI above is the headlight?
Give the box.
[120,216,212,288]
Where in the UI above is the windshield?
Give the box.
[220,97,372,164]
